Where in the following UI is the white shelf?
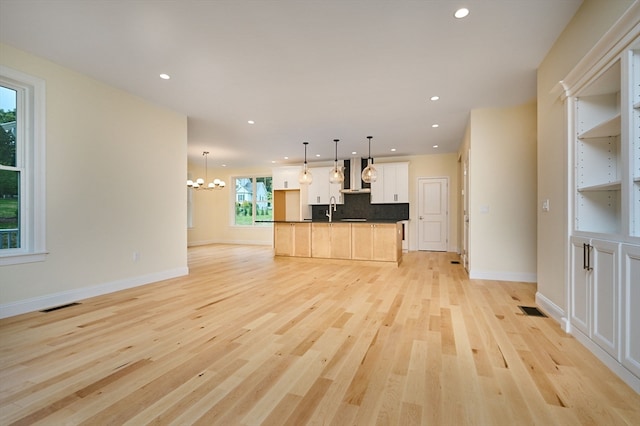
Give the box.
[634,101,640,109]
[634,177,640,183]
[577,180,622,192]
[578,113,621,139]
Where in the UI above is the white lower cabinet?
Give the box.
[569,236,620,359]
[570,236,591,336]
[621,244,640,378]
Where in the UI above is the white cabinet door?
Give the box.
[570,236,591,336]
[308,167,330,205]
[621,244,640,378]
[570,237,621,359]
[272,167,300,190]
[591,239,620,359]
[370,165,384,204]
[370,162,409,204]
[307,166,343,205]
[388,162,409,203]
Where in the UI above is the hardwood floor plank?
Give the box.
[0,245,638,425]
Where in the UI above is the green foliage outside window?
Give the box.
[0,102,18,235]
[234,176,273,225]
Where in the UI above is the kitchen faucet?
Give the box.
[326,196,337,222]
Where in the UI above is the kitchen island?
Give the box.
[273,220,403,265]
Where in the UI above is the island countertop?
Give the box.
[262,219,405,224]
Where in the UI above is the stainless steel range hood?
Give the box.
[340,158,370,194]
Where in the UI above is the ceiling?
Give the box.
[0,0,583,168]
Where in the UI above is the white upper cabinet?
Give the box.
[307,166,343,205]
[370,162,409,204]
[272,166,301,190]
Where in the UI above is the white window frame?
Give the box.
[231,175,272,227]
[0,66,46,266]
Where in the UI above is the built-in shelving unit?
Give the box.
[574,61,622,234]
[631,48,640,237]
[562,8,640,393]
[578,113,621,139]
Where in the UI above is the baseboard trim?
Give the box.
[0,267,189,319]
[468,270,537,283]
[571,328,640,394]
[535,292,569,332]
[536,292,640,393]
[188,239,272,247]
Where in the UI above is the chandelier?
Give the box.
[187,151,226,190]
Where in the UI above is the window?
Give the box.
[0,66,46,265]
[233,176,273,225]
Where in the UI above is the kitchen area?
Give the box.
[272,158,409,265]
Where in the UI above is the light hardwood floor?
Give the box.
[1,244,639,425]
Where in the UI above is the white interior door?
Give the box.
[418,177,448,251]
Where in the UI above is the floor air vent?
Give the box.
[450,260,460,264]
[518,306,547,317]
[40,302,80,313]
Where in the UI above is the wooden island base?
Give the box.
[274,221,403,265]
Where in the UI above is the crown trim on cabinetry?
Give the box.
[559,1,640,99]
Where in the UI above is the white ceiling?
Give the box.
[0,0,582,168]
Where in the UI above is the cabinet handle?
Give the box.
[583,243,593,271]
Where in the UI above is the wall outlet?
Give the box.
[542,199,550,212]
[133,251,140,262]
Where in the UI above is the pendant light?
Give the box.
[361,136,377,183]
[298,141,313,184]
[329,139,345,184]
[187,151,225,190]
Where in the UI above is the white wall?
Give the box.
[0,44,188,317]
[468,101,538,282]
[536,0,633,313]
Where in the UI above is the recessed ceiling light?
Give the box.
[271,160,276,163]
[433,145,439,148]
[454,8,469,19]
[247,120,255,124]
[352,151,357,155]
[284,156,289,160]
[391,148,396,152]
[432,124,439,128]
[159,73,170,80]
[222,164,227,167]
[315,154,321,157]
[430,96,440,101]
